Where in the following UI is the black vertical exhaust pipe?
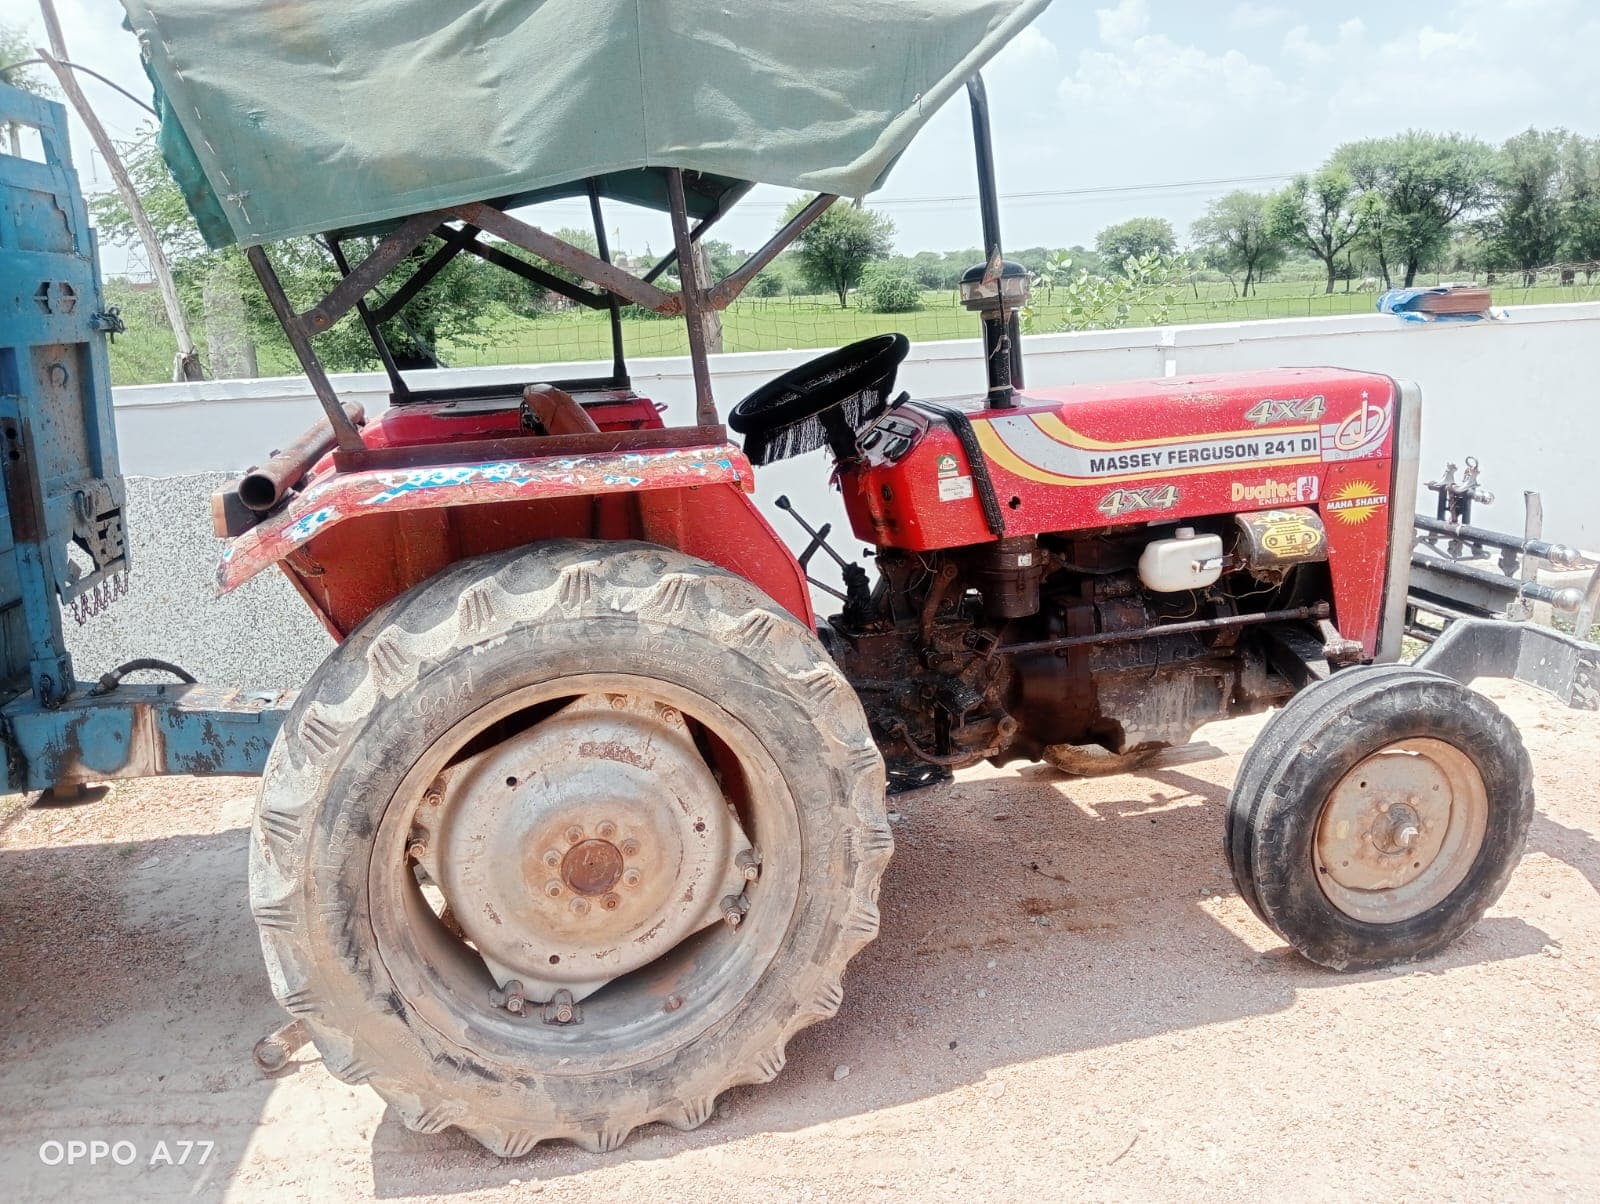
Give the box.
[964,74,1026,409]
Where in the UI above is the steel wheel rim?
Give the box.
[367,671,802,1075]
[1313,737,1489,924]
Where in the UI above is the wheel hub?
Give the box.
[1314,738,1489,923]
[425,692,755,1002]
[562,839,624,896]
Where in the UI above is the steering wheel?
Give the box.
[728,333,910,464]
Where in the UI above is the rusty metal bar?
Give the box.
[453,202,676,312]
[588,179,629,385]
[667,169,717,426]
[998,603,1332,656]
[368,223,479,324]
[642,180,755,284]
[454,233,610,309]
[708,192,837,309]
[326,237,408,398]
[298,210,443,333]
[238,402,366,512]
[245,246,365,452]
[1414,514,1592,569]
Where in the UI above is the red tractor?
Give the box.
[105,0,1595,1156]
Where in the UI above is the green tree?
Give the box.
[1094,217,1176,270]
[90,129,501,373]
[2,22,56,157]
[1268,169,1366,294]
[781,195,895,307]
[1560,136,1600,279]
[1485,129,1571,285]
[1191,191,1284,296]
[1335,131,1498,287]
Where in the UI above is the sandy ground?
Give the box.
[1,680,1597,1203]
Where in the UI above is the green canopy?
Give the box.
[120,0,1049,250]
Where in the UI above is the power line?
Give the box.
[522,170,1302,217]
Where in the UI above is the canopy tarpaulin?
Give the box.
[119,0,1049,250]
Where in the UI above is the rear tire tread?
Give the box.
[249,540,891,1156]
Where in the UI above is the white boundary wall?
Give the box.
[113,302,1600,546]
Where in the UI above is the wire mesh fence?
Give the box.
[439,272,1600,369]
[105,268,1600,385]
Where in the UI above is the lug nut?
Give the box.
[664,994,684,1012]
[598,820,617,839]
[543,849,561,868]
[622,868,642,888]
[621,838,641,857]
[609,694,628,710]
[406,840,428,861]
[659,705,680,724]
[602,893,621,911]
[736,847,762,882]
[565,825,585,845]
[545,879,563,898]
[570,897,590,916]
[721,894,746,927]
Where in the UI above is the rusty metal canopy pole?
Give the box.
[326,237,409,399]
[667,169,718,427]
[245,245,365,452]
[709,192,836,309]
[588,180,629,386]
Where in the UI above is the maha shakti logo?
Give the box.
[1325,479,1389,525]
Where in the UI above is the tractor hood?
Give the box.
[119,0,1049,249]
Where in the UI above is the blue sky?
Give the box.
[17,0,1600,267]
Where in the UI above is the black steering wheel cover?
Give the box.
[728,333,910,434]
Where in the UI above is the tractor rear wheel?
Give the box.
[1225,666,1533,970]
[248,541,890,1155]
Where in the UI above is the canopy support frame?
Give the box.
[325,236,410,400]
[245,245,366,452]
[666,169,716,425]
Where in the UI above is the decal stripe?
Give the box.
[1030,411,1318,451]
[976,415,1322,486]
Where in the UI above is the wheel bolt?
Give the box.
[543,849,561,868]
[609,694,628,710]
[598,821,617,839]
[1396,824,1420,850]
[406,840,428,861]
[602,893,621,911]
[545,879,563,898]
[565,825,584,845]
[570,897,590,916]
[659,705,680,724]
[664,994,684,1012]
[622,868,642,888]
[621,838,641,857]
[736,847,762,882]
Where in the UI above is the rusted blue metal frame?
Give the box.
[0,81,293,794]
[0,684,293,792]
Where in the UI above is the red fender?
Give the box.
[219,442,813,638]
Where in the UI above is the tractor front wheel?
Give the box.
[248,541,890,1155]
[1225,666,1533,970]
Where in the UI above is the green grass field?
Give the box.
[106,277,1600,386]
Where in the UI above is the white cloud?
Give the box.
[1230,3,1288,31]
[1057,33,1290,130]
[1095,0,1151,48]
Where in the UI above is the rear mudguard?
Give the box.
[217,442,814,637]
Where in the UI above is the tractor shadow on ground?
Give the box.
[1530,812,1600,898]
[362,748,1558,1197]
